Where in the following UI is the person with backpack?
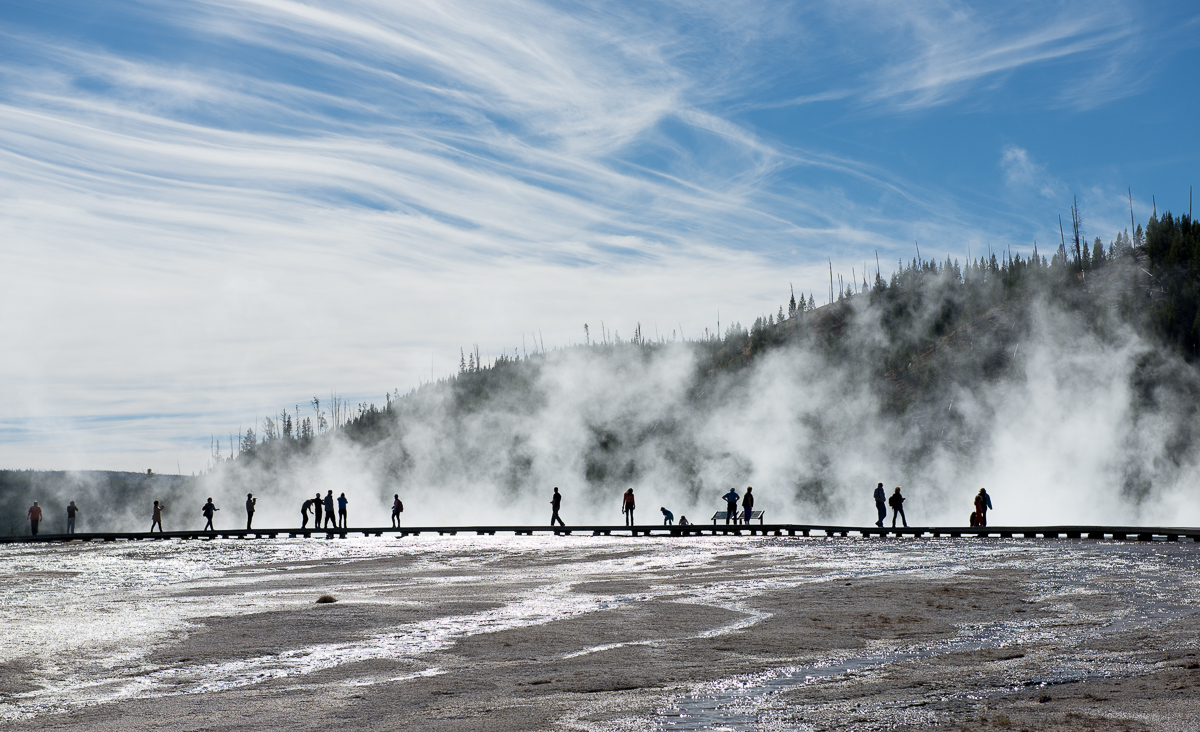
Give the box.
[974,488,992,527]
[621,488,636,526]
[392,494,404,527]
[873,483,886,527]
[323,491,337,528]
[201,498,219,531]
[888,487,907,528]
[722,488,740,525]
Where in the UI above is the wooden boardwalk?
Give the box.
[2,523,1200,544]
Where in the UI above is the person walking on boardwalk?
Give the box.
[151,500,165,533]
[301,498,313,529]
[323,491,337,529]
[873,483,886,527]
[202,498,219,531]
[974,488,992,527]
[27,502,42,536]
[66,501,78,534]
[888,487,907,528]
[245,493,257,531]
[313,492,323,527]
[622,488,636,526]
[550,487,564,526]
[741,487,755,524]
[660,507,674,525]
[392,494,404,528]
[722,488,740,525]
[337,492,348,528]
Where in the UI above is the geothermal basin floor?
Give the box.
[1,535,1198,731]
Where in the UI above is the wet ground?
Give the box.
[1,535,1198,730]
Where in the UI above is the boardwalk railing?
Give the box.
[2,524,1199,544]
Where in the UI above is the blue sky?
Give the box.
[1,0,1198,470]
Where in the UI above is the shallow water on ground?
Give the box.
[1,536,1197,726]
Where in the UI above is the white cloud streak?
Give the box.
[0,0,1162,470]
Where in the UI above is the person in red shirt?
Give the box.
[621,489,636,526]
[27,502,42,536]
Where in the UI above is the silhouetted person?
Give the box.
[66,501,78,534]
[337,492,348,528]
[301,498,313,529]
[27,502,42,536]
[873,483,886,527]
[313,492,323,527]
[974,488,992,527]
[679,515,690,526]
[888,487,907,528]
[550,487,564,526]
[151,500,164,532]
[392,494,403,528]
[722,488,739,525]
[323,491,336,528]
[661,507,674,525]
[246,493,257,530]
[622,488,636,526]
[202,498,218,531]
[742,487,754,524]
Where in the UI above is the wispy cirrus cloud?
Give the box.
[1000,145,1064,199]
[0,0,1178,469]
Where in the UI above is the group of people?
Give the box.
[547,486,756,527]
[720,487,755,525]
[20,484,999,535]
[871,483,994,528]
[18,491,405,535]
[299,491,352,529]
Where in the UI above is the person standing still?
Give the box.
[66,501,78,534]
[742,487,755,524]
[27,502,42,536]
[202,498,219,531]
[313,492,323,527]
[391,494,403,528]
[151,500,165,532]
[550,487,564,526]
[622,488,636,526]
[873,483,886,527]
[722,488,740,525]
[245,493,257,530]
[323,491,336,529]
[888,487,907,528]
[974,488,992,527]
[337,492,348,528]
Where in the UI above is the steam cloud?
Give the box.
[185,258,1200,531]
